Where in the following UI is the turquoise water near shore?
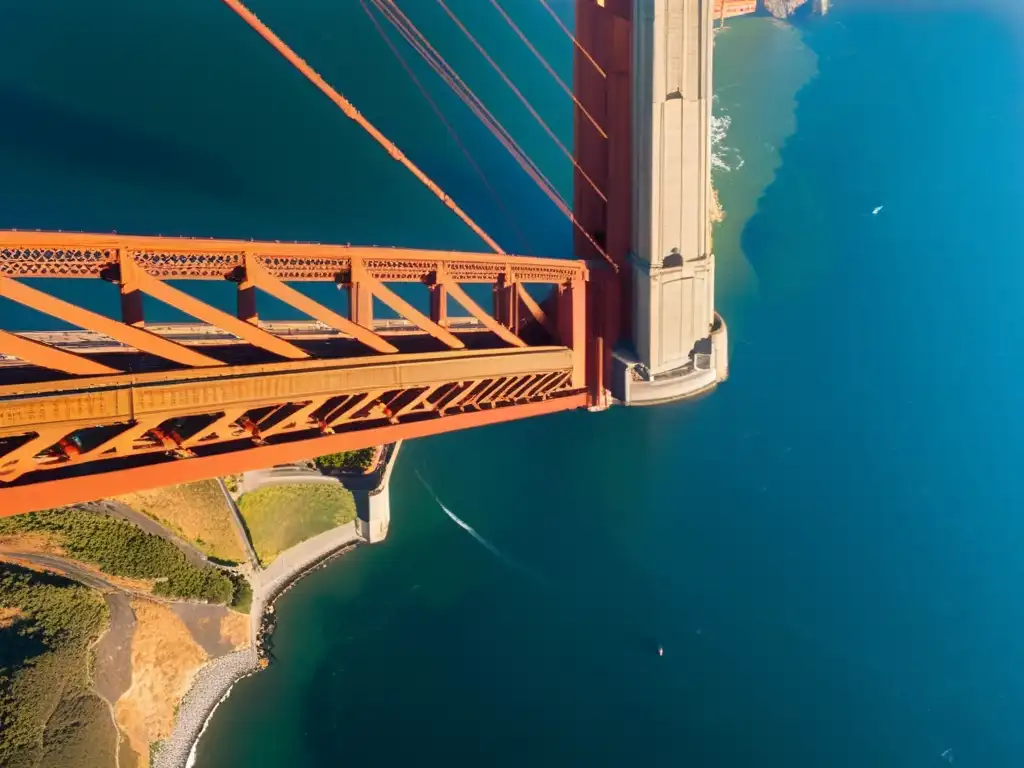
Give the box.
[3,0,1024,765]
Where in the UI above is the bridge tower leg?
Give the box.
[574,0,728,406]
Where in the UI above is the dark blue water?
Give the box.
[2,0,1024,765]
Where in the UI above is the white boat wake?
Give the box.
[415,470,543,585]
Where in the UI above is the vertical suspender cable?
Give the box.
[359,0,534,255]
[487,0,606,140]
[432,0,607,204]
[372,0,616,271]
[219,0,505,255]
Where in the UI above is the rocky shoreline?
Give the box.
[153,444,400,768]
[152,539,361,768]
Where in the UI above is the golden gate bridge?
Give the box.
[0,0,727,516]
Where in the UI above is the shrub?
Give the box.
[0,565,110,767]
[314,448,375,473]
[0,510,234,604]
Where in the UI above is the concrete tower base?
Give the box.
[611,312,728,405]
[355,441,402,544]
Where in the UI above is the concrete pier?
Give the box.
[354,442,401,544]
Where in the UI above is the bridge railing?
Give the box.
[0,231,590,514]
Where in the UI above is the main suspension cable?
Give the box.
[218,0,504,254]
[487,0,606,140]
[359,0,533,254]
[433,0,607,204]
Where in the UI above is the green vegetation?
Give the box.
[0,564,113,768]
[116,480,245,564]
[0,509,234,604]
[228,572,253,613]
[315,448,376,473]
[238,484,357,566]
[223,475,240,494]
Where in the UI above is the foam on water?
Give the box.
[712,96,744,173]
[185,684,237,768]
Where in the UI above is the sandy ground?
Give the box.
[220,610,250,649]
[172,604,246,657]
[2,511,254,768]
[115,601,209,768]
[0,531,64,556]
[113,483,246,565]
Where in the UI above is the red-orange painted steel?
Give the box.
[0,0,632,517]
[0,394,586,517]
[574,0,632,403]
[370,0,616,271]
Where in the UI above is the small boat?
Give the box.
[657,645,664,657]
[872,205,884,215]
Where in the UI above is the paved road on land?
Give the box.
[215,478,261,572]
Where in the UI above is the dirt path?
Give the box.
[3,552,133,593]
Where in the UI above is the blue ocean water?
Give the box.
[2,0,1024,765]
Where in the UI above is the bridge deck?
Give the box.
[0,231,591,515]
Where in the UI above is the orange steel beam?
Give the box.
[258,399,327,438]
[123,262,309,361]
[181,408,247,448]
[0,346,574,437]
[441,277,526,348]
[218,0,504,255]
[0,393,586,517]
[0,328,118,376]
[0,232,586,378]
[0,232,587,283]
[391,384,440,419]
[324,390,386,430]
[243,255,397,354]
[517,284,549,330]
[0,276,223,369]
[0,366,579,490]
[0,427,68,482]
[350,259,464,350]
